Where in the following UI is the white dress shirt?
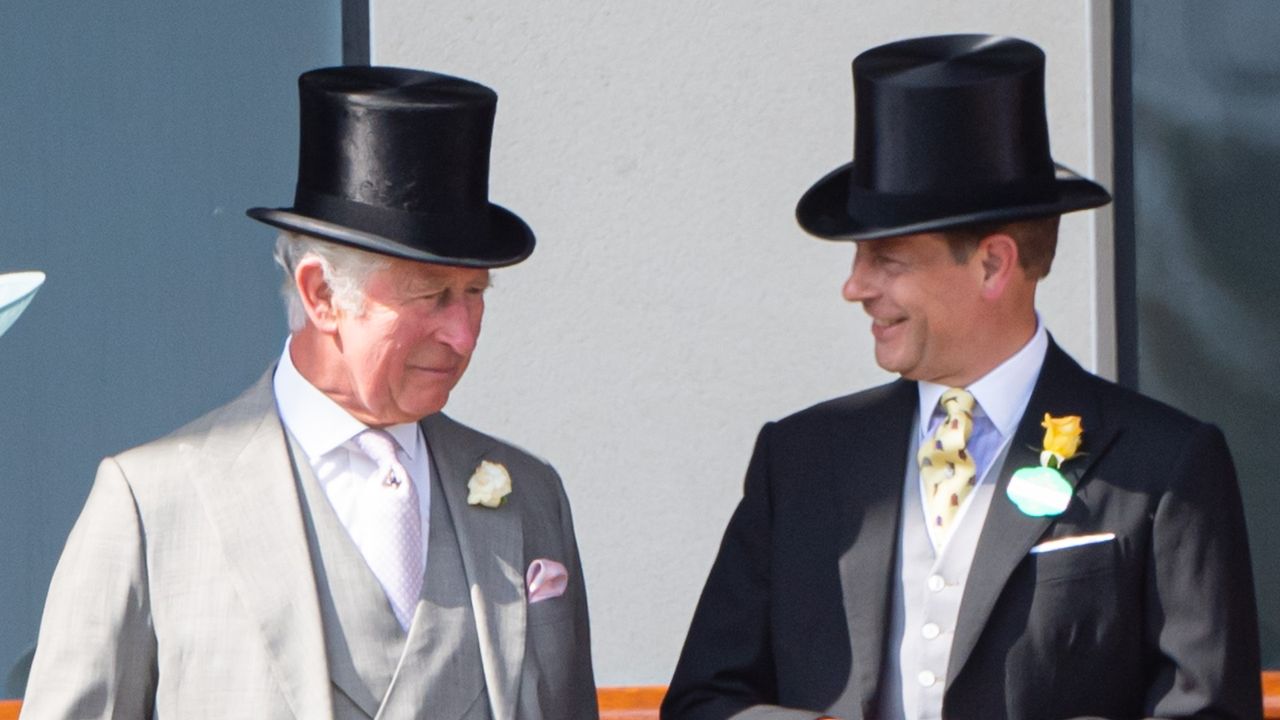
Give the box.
[888,319,1049,720]
[272,340,431,573]
[914,319,1049,550]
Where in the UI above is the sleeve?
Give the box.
[520,461,599,720]
[556,466,599,719]
[1141,423,1261,720]
[662,423,828,720]
[20,457,158,720]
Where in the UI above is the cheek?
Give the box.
[384,316,428,349]
[355,324,412,377]
[929,293,979,342]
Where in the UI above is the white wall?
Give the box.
[372,0,1113,685]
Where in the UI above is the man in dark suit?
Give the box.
[663,34,1260,720]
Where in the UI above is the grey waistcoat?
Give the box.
[290,434,491,720]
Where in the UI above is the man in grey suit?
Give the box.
[23,66,597,719]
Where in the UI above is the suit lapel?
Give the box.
[422,413,524,720]
[183,372,333,720]
[947,341,1121,686]
[836,380,917,715]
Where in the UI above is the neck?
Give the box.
[943,308,1038,388]
[289,326,331,387]
[288,326,370,423]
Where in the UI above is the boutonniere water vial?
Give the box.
[1006,414,1083,517]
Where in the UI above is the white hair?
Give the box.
[272,231,392,331]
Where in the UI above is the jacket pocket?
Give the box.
[1030,537,1116,584]
[526,595,576,627]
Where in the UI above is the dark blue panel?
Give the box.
[1130,0,1280,666]
[0,1,342,680]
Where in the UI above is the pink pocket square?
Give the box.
[525,558,568,604]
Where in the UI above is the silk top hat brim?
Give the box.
[248,66,534,268]
[796,34,1111,242]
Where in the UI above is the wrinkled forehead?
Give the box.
[383,255,492,290]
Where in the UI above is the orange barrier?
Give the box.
[597,678,1280,718]
[1266,670,1280,720]
[599,684,665,719]
[5,676,1279,718]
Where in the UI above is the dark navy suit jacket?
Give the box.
[663,340,1260,720]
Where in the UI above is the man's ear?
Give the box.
[976,232,1021,300]
[294,258,339,333]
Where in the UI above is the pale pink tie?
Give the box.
[352,429,423,630]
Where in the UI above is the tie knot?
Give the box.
[939,387,976,416]
[354,428,401,470]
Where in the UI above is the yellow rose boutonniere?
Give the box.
[1039,413,1083,469]
[1007,413,1084,517]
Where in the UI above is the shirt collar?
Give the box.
[916,318,1048,441]
[272,338,423,463]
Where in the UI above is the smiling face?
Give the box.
[842,232,996,386]
[292,252,490,427]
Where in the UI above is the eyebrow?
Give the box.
[398,273,492,294]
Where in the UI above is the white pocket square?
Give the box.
[1030,532,1115,554]
[525,558,568,604]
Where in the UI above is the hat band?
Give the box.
[845,178,1059,229]
[293,190,492,257]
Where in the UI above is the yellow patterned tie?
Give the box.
[918,388,977,542]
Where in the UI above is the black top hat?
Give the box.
[796,34,1111,242]
[248,66,534,267]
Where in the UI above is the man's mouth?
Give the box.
[870,317,905,340]
[410,364,458,375]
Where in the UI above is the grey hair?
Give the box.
[272,231,392,331]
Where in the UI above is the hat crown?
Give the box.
[296,66,496,217]
[795,34,1110,241]
[247,65,534,268]
[852,34,1053,196]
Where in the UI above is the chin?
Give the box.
[406,393,451,420]
[873,350,907,376]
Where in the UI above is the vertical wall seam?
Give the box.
[1110,0,1139,389]
[1087,0,1118,380]
[342,0,371,66]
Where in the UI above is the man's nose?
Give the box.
[434,300,481,355]
[842,254,875,303]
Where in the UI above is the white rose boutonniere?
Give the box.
[467,460,512,508]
